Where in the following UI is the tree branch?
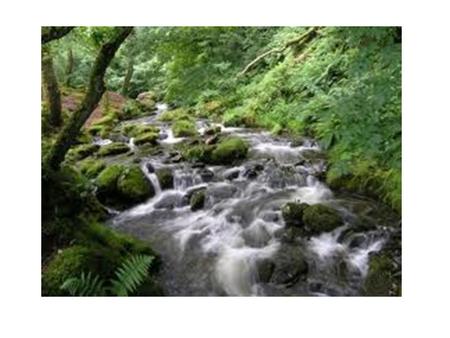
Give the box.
[238,27,320,76]
[41,27,75,44]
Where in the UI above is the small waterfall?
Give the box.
[142,162,161,195]
[128,137,136,151]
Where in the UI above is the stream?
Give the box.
[103,103,400,296]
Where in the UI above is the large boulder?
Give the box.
[96,164,154,207]
[302,204,343,234]
[117,165,154,203]
[211,137,249,165]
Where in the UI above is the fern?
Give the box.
[60,254,154,296]
[61,271,106,296]
[110,255,154,296]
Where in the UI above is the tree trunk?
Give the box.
[42,27,74,44]
[42,46,62,127]
[65,48,74,87]
[121,57,134,97]
[44,27,133,171]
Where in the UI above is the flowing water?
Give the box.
[104,104,400,296]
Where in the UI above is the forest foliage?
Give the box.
[42,26,401,296]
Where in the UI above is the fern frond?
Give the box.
[110,255,154,296]
[61,271,106,296]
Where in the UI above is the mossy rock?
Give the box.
[156,168,174,190]
[134,132,159,146]
[42,245,116,296]
[79,159,106,179]
[211,137,249,165]
[117,165,154,203]
[97,142,130,157]
[136,91,157,110]
[172,120,197,137]
[182,144,214,163]
[66,144,100,162]
[302,204,343,234]
[87,124,106,136]
[95,164,125,196]
[158,108,191,122]
[363,254,398,296]
[281,202,309,227]
[126,124,160,138]
[190,190,205,211]
[121,100,145,120]
[92,112,118,127]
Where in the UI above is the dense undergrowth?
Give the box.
[140,27,401,212]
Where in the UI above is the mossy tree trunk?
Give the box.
[42,46,62,127]
[121,56,134,97]
[44,27,133,171]
[65,48,74,87]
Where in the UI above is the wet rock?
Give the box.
[198,168,214,182]
[182,186,207,206]
[242,223,271,248]
[279,226,304,243]
[156,168,174,190]
[190,190,206,211]
[154,193,181,210]
[349,234,366,248]
[242,168,258,179]
[261,212,279,223]
[281,202,309,227]
[159,132,168,140]
[271,245,309,286]
[204,126,222,136]
[206,184,238,203]
[192,163,206,169]
[257,259,275,283]
[224,169,240,181]
[302,204,343,234]
[290,137,306,147]
[146,163,155,173]
[205,134,219,145]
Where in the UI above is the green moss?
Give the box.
[281,202,308,227]
[156,168,174,190]
[92,113,117,127]
[190,190,205,211]
[97,142,130,157]
[79,159,106,179]
[211,137,249,165]
[302,204,343,234]
[182,144,214,163]
[117,165,154,203]
[363,254,397,296]
[158,108,191,122]
[42,245,115,296]
[134,132,159,146]
[121,100,144,120]
[172,120,197,137]
[66,144,99,162]
[95,164,125,196]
